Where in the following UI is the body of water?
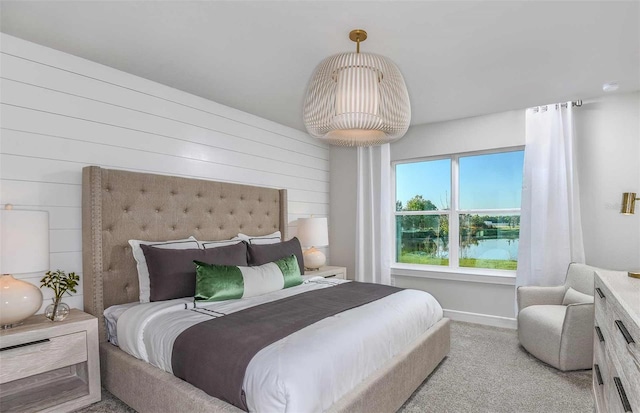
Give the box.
[461,238,519,260]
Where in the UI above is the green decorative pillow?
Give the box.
[194,254,302,301]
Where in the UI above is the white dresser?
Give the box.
[593,270,640,412]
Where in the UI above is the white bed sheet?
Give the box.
[114,278,443,412]
[103,276,322,346]
[104,301,140,346]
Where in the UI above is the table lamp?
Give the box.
[0,205,49,328]
[297,217,328,270]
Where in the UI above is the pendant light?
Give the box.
[303,29,411,147]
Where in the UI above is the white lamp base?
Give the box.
[303,247,326,271]
[0,274,43,329]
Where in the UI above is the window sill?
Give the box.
[391,263,516,286]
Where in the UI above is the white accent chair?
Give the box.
[517,263,598,371]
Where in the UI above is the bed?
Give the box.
[81,166,450,413]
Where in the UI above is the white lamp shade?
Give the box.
[296,217,329,247]
[0,209,49,327]
[303,51,411,147]
[1,210,50,274]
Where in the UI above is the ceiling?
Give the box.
[1,1,638,132]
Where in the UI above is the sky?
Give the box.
[396,150,524,211]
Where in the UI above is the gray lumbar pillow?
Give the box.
[562,287,594,305]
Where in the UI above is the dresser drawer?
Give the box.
[593,335,607,411]
[594,271,640,413]
[605,357,636,413]
[595,278,614,331]
[0,331,87,384]
[604,351,625,413]
[594,278,609,308]
[596,279,640,367]
[608,304,640,411]
[595,308,609,341]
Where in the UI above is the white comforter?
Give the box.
[115,278,443,412]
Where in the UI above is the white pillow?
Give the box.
[129,236,199,302]
[237,231,282,245]
[562,287,594,305]
[198,237,242,249]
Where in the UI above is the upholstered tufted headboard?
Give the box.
[82,166,287,341]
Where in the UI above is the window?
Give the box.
[394,149,524,271]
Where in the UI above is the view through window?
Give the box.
[394,149,524,271]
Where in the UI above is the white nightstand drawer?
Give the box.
[0,331,87,384]
[305,266,347,280]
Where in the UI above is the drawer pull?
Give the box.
[0,338,50,352]
[613,377,633,412]
[595,288,605,299]
[594,364,603,385]
[595,326,605,343]
[325,275,336,278]
[615,320,636,344]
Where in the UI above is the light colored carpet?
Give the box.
[74,321,593,413]
[399,322,592,413]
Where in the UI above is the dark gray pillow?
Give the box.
[247,237,304,273]
[142,241,248,302]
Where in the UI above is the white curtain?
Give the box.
[516,103,585,288]
[355,144,392,285]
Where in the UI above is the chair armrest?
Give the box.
[517,285,565,312]
[559,303,595,371]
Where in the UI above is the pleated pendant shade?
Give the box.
[303,30,411,147]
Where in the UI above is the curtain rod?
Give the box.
[532,100,582,113]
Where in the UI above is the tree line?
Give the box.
[397,194,520,235]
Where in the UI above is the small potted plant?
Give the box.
[40,270,79,322]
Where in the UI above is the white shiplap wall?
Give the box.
[0,34,330,312]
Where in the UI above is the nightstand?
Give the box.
[305,266,347,280]
[0,309,101,412]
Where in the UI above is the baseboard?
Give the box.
[444,309,517,329]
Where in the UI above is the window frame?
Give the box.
[392,146,524,278]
